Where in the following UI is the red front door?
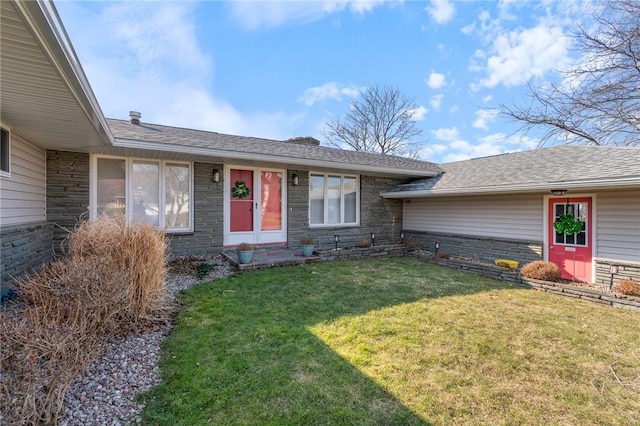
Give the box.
[548,197,592,282]
[230,169,254,232]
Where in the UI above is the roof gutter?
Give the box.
[17,0,115,146]
[112,138,440,177]
[380,176,640,198]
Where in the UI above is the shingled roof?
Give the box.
[106,119,441,177]
[382,145,640,198]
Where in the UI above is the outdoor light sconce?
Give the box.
[292,174,299,186]
[212,169,220,183]
[551,189,567,196]
[334,234,339,250]
[435,241,440,253]
[371,232,376,247]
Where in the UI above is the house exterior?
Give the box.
[1,0,639,290]
[0,0,440,288]
[382,146,640,285]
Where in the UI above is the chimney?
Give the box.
[287,136,320,146]
[129,111,141,125]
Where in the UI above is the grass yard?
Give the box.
[140,258,640,425]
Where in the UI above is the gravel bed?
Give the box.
[58,254,235,426]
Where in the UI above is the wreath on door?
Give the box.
[231,180,251,198]
[553,213,584,235]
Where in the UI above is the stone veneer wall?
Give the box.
[1,221,53,288]
[422,256,640,312]
[287,171,405,249]
[403,230,543,266]
[46,153,223,258]
[166,162,223,257]
[47,150,90,255]
[594,258,640,287]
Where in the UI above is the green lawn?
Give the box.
[141,258,640,425]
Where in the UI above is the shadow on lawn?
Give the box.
[142,258,515,425]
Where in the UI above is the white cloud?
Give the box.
[408,106,428,121]
[58,2,298,140]
[416,143,448,161]
[426,72,446,89]
[228,0,397,30]
[298,82,361,106]
[430,94,444,111]
[432,126,459,142]
[474,20,570,89]
[426,0,456,25]
[472,109,497,130]
[482,94,493,103]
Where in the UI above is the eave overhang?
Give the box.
[380,176,640,198]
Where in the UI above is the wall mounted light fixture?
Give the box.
[292,174,299,186]
[551,189,567,196]
[212,169,220,183]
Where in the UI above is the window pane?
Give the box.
[309,175,324,225]
[165,163,190,229]
[344,176,357,223]
[0,129,9,173]
[261,171,282,231]
[327,176,341,224]
[132,161,159,227]
[97,158,126,217]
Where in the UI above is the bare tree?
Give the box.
[500,0,640,147]
[321,85,425,157]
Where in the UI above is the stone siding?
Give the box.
[1,221,53,288]
[316,243,418,261]
[594,258,640,287]
[287,172,405,249]
[403,230,542,266]
[46,150,90,255]
[423,255,640,312]
[166,162,223,257]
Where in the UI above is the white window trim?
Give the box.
[0,125,11,177]
[90,155,194,233]
[309,172,360,228]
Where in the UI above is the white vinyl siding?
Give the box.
[0,131,46,226]
[596,189,640,262]
[403,194,543,241]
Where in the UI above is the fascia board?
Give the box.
[380,177,640,198]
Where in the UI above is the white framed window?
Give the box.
[91,155,193,232]
[309,173,359,227]
[0,127,10,175]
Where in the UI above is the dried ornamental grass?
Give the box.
[67,216,168,321]
[614,279,640,296]
[520,261,562,282]
[0,258,130,425]
[0,216,169,425]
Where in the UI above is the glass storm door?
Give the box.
[548,197,592,282]
[227,168,286,246]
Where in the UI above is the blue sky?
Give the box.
[56,0,590,163]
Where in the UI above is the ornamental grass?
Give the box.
[0,216,168,425]
[520,260,562,282]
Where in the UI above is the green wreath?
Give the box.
[553,213,584,235]
[231,180,251,198]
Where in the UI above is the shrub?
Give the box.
[237,242,253,252]
[520,261,562,282]
[300,237,315,245]
[357,239,372,248]
[68,215,168,321]
[614,279,640,296]
[435,250,450,259]
[0,216,168,424]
